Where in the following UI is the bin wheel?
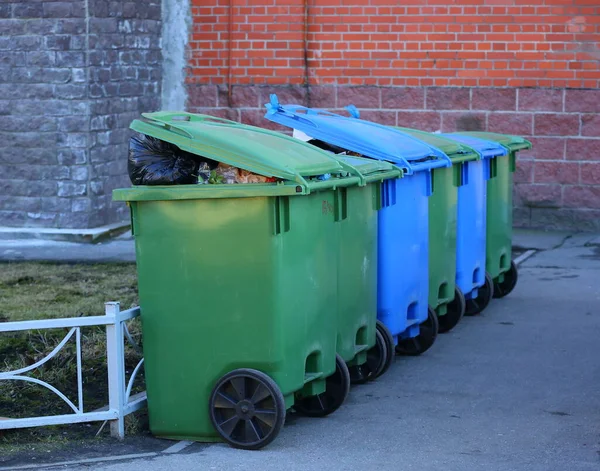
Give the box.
[349,328,388,384]
[395,306,439,356]
[209,368,285,450]
[374,320,395,377]
[465,272,495,316]
[294,354,350,418]
[493,261,518,299]
[438,287,465,333]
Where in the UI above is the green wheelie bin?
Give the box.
[113,112,374,450]
[333,156,400,385]
[452,132,532,298]
[394,128,479,333]
[291,154,400,412]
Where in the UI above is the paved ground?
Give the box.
[1,231,599,471]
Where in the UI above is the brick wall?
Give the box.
[189,2,600,88]
[187,0,600,231]
[0,0,161,229]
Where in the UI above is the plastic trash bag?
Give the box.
[128,133,211,186]
[307,138,347,154]
[306,139,363,157]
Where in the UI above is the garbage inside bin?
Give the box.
[129,132,283,187]
[127,133,204,186]
[197,162,279,185]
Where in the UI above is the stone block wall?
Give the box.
[0,0,161,229]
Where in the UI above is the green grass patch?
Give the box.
[0,262,138,321]
[0,262,145,451]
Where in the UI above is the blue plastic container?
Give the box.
[442,134,508,312]
[378,166,432,342]
[264,95,452,354]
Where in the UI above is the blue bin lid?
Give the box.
[264,94,452,174]
[442,134,508,159]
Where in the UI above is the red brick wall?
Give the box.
[187,0,600,231]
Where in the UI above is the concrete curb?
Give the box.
[0,222,131,244]
[511,229,574,251]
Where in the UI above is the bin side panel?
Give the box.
[273,192,339,392]
[336,184,378,363]
[486,154,513,279]
[133,197,292,440]
[428,166,458,309]
[456,160,487,298]
[377,173,429,342]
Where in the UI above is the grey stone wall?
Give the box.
[0,0,161,229]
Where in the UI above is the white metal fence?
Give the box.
[0,302,146,438]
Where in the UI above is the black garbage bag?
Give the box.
[307,138,348,154]
[128,133,206,185]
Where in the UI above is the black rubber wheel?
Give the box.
[493,261,518,299]
[465,272,494,316]
[294,354,350,417]
[438,287,465,333]
[209,368,285,450]
[349,329,388,384]
[395,305,439,356]
[374,320,394,377]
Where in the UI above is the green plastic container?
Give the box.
[334,156,400,378]
[394,128,478,333]
[114,112,397,450]
[454,132,532,297]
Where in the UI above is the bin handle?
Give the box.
[336,159,366,186]
[265,95,320,129]
[142,112,240,126]
[140,112,245,139]
[140,113,257,140]
[408,158,453,173]
[147,121,194,139]
[268,94,354,122]
[191,115,239,125]
[139,115,195,139]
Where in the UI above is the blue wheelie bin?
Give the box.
[441,134,508,316]
[265,95,452,356]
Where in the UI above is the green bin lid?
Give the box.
[394,127,479,164]
[452,132,532,152]
[337,155,400,181]
[129,111,352,184]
